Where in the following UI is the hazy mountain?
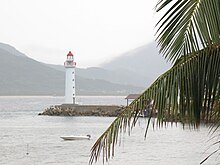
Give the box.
[0,42,26,57]
[76,67,149,87]
[46,42,171,87]
[77,77,143,95]
[47,64,148,87]
[0,42,171,96]
[102,42,171,86]
[47,64,64,72]
[0,48,64,95]
[0,44,143,95]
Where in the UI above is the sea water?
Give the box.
[0,96,218,165]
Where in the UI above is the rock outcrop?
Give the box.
[39,104,124,117]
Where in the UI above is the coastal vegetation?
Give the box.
[90,0,220,164]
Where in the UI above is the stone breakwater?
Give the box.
[38,104,124,117]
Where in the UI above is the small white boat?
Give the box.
[60,134,91,140]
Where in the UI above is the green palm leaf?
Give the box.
[89,47,220,164]
[156,0,220,62]
[89,0,220,164]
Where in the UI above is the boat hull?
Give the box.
[60,135,90,140]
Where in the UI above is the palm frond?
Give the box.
[89,1,220,164]
[89,47,220,164]
[156,0,220,63]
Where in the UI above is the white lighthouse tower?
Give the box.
[64,51,76,104]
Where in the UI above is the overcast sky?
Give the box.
[0,0,160,68]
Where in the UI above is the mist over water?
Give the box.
[0,96,218,165]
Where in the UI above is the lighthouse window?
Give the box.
[72,79,74,81]
[73,86,74,88]
[73,94,75,96]
[72,72,74,74]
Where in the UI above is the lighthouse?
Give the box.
[64,51,76,104]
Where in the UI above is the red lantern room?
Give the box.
[64,51,76,67]
[66,51,74,61]
[67,51,73,56]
